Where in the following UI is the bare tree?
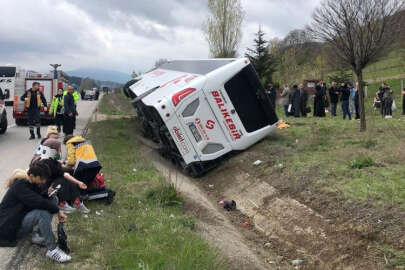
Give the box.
[309,0,405,131]
[203,0,244,58]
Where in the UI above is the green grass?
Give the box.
[379,246,405,267]
[273,103,405,208]
[37,100,226,269]
[349,156,375,169]
[274,48,405,85]
[363,56,404,80]
[98,91,136,116]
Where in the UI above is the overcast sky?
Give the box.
[0,0,321,74]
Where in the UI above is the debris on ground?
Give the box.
[291,259,304,266]
[278,163,285,169]
[208,184,214,189]
[170,213,175,218]
[253,160,263,166]
[242,221,249,227]
[264,242,271,248]
[277,120,291,129]
[219,199,236,211]
[128,224,136,232]
[95,211,102,216]
[133,168,137,172]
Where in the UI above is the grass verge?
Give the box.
[271,105,405,208]
[98,91,136,116]
[37,104,226,269]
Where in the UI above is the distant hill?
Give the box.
[66,68,131,84]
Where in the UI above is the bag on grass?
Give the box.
[88,173,106,189]
[392,100,397,111]
[57,223,70,254]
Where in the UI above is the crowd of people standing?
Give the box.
[21,83,80,140]
[270,81,403,119]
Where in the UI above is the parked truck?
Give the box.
[13,74,55,125]
[123,58,278,176]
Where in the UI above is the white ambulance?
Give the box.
[123,58,278,176]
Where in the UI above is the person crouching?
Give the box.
[0,164,71,263]
[31,138,90,214]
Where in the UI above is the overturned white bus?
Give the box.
[123,58,278,176]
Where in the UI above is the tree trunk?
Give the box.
[356,70,367,132]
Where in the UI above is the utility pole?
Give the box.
[49,64,61,79]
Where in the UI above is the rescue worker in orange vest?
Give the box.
[20,82,47,140]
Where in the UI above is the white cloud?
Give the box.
[0,0,322,75]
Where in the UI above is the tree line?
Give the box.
[203,0,405,131]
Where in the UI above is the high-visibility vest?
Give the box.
[63,90,79,103]
[25,90,42,108]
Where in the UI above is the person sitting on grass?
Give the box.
[31,138,90,214]
[33,126,59,157]
[0,164,71,263]
[63,135,102,187]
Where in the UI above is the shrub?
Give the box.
[146,183,183,207]
[349,156,375,169]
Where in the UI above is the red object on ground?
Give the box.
[242,221,249,227]
[88,173,106,189]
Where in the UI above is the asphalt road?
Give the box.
[0,99,99,269]
[5,106,14,128]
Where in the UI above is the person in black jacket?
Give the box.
[0,163,71,262]
[329,82,339,116]
[377,83,386,116]
[63,86,75,136]
[299,84,309,117]
[314,81,326,117]
[289,85,301,117]
[266,83,277,110]
[0,87,4,100]
[340,83,351,120]
[20,82,47,140]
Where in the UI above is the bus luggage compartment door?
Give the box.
[177,91,231,161]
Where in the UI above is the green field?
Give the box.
[273,103,405,209]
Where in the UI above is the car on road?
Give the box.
[83,89,96,100]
